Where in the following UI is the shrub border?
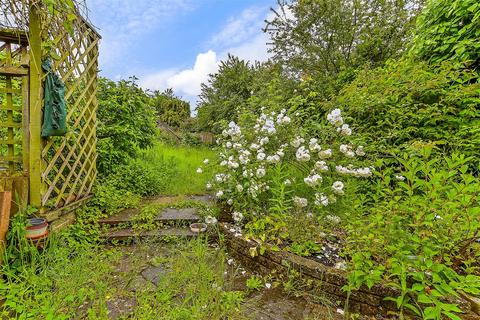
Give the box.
[219,223,479,319]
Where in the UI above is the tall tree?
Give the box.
[265,0,424,79]
[196,55,256,133]
[150,89,191,128]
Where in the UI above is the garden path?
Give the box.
[97,195,348,319]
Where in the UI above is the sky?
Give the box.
[85,0,277,110]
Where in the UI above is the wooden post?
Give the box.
[28,4,43,207]
[0,190,12,264]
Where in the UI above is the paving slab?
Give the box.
[101,227,198,241]
[141,264,167,286]
[99,208,200,225]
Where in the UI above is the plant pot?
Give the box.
[190,223,207,233]
[26,218,49,240]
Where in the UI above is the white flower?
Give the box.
[293,196,308,208]
[227,199,233,205]
[265,283,272,289]
[337,123,352,136]
[227,258,234,265]
[339,144,355,158]
[318,149,332,159]
[227,160,239,169]
[257,152,266,161]
[284,179,292,186]
[334,261,347,270]
[236,184,244,192]
[223,121,241,138]
[206,182,212,190]
[395,175,406,181]
[291,136,304,148]
[216,190,224,198]
[196,167,203,174]
[356,146,366,156]
[220,160,227,167]
[296,146,311,162]
[309,138,321,151]
[266,155,281,164]
[232,211,244,223]
[315,161,329,172]
[233,143,242,150]
[225,142,232,149]
[326,215,341,224]
[205,216,217,224]
[332,181,345,195]
[314,193,329,206]
[256,168,266,178]
[336,308,345,315]
[203,158,209,164]
[260,137,269,145]
[250,143,260,150]
[327,109,344,127]
[304,174,322,187]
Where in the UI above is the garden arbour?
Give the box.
[0,1,100,220]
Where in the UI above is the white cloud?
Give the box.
[167,51,219,96]
[139,5,273,111]
[209,7,266,49]
[86,0,193,73]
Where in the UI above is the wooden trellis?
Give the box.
[0,1,100,217]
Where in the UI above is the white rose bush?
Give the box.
[197,108,372,226]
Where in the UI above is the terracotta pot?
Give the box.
[26,218,49,240]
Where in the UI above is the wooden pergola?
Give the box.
[0,1,100,228]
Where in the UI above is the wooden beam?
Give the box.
[0,28,28,45]
[28,5,43,208]
[0,66,29,76]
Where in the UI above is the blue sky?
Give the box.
[85,0,277,108]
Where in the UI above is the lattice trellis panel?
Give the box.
[40,16,99,208]
[0,38,29,174]
[0,2,99,211]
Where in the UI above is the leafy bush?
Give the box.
[344,150,480,318]
[410,0,480,70]
[324,60,480,169]
[106,156,176,197]
[97,77,157,175]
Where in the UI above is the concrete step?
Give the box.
[98,208,201,226]
[100,227,197,241]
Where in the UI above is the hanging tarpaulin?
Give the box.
[41,59,67,137]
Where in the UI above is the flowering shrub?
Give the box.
[198,108,371,226]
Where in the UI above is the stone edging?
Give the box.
[219,223,479,319]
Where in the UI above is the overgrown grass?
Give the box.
[140,142,217,195]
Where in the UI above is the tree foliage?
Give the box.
[196,55,256,133]
[97,77,157,175]
[410,0,480,70]
[150,89,190,128]
[265,0,424,78]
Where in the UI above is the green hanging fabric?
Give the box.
[41,59,67,137]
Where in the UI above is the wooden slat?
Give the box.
[0,29,28,45]
[0,140,22,145]
[0,156,22,162]
[0,87,21,94]
[0,122,22,128]
[0,66,28,76]
[0,104,22,111]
